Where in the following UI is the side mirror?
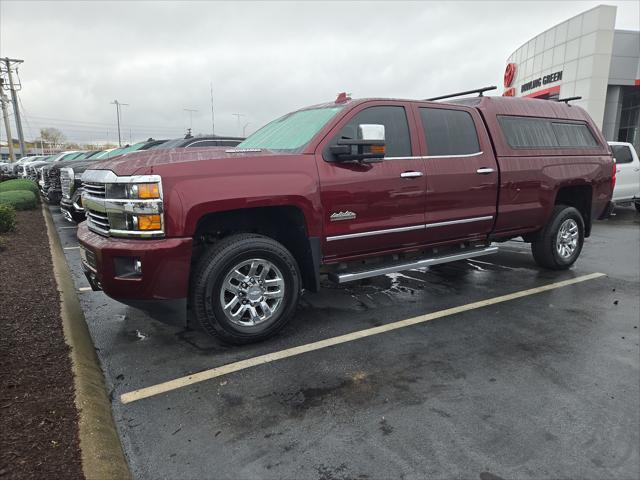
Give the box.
[329,123,386,163]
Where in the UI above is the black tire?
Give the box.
[635,201,640,213]
[531,205,585,270]
[190,234,301,345]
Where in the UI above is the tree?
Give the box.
[39,128,66,150]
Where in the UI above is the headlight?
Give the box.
[81,171,165,238]
[106,182,161,200]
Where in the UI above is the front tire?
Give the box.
[191,234,301,345]
[531,205,584,270]
[635,201,640,213]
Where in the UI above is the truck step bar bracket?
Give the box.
[328,246,499,284]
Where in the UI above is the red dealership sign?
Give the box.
[504,63,517,88]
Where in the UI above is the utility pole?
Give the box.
[184,108,198,131]
[210,81,215,136]
[110,100,129,147]
[232,113,245,136]
[1,57,25,158]
[0,79,15,162]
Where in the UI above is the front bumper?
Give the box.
[60,191,85,223]
[77,222,193,307]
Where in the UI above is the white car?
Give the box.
[609,141,640,212]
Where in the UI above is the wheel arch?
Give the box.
[553,184,593,237]
[192,206,321,292]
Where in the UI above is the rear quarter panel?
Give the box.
[475,98,614,235]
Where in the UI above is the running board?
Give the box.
[328,246,499,283]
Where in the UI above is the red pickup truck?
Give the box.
[78,93,614,344]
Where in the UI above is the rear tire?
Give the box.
[191,234,301,345]
[531,205,584,270]
[635,201,640,213]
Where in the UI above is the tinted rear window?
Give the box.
[498,116,599,149]
[611,145,633,164]
[419,107,480,156]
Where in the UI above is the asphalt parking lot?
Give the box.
[50,205,639,480]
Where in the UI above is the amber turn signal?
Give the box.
[137,183,160,199]
[370,145,385,154]
[137,214,162,230]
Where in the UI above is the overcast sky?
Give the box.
[1,0,638,145]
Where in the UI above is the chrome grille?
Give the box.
[39,168,49,188]
[49,168,61,190]
[83,182,106,198]
[86,210,110,235]
[60,169,72,198]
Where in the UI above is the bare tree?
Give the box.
[39,128,66,151]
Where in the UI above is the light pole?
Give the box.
[110,100,129,147]
[184,108,198,132]
[242,122,251,137]
[232,113,245,136]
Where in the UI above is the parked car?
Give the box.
[77,93,614,344]
[609,141,640,212]
[38,151,85,197]
[43,150,104,204]
[60,139,167,222]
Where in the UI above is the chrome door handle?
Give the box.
[400,171,424,178]
[476,167,495,175]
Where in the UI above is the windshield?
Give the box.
[237,105,344,152]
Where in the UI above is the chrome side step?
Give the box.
[328,246,499,283]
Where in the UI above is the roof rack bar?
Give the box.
[426,85,497,101]
[557,96,582,104]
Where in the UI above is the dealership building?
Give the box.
[503,4,639,151]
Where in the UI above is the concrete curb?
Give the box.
[42,205,131,480]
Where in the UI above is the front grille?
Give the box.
[40,168,51,189]
[82,180,109,235]
[83,182,106,198]
[86,211,110,235]
[49,168,61,190]
[60,169,72,198]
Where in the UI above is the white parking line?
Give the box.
[64,246,80,250]
[78,287,93,292]
[59,226,77,230]
[120,272,606,405]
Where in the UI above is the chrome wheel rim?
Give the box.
[556,218,579,259]
[219,258,285,327]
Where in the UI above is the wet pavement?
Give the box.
[50,205,640,480]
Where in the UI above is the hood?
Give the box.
[65,158,104,175]
[87,147,281,176]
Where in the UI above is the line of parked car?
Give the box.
[0,134,243,222]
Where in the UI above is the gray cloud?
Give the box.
[1,0,638,144]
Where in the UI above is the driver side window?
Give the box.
[332,106,412,158]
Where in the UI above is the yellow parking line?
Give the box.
[120,272,606,405]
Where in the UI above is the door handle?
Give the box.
[400,171,424,178]
[476,167,495,175]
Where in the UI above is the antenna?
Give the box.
[426,86,497,101]
[558,96,582,104]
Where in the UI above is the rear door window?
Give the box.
[419,107,480,156]
[611,145,633,164]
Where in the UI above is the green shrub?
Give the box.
[0,178,40,196]
[0,190,38,211]
[0,204,16,233]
